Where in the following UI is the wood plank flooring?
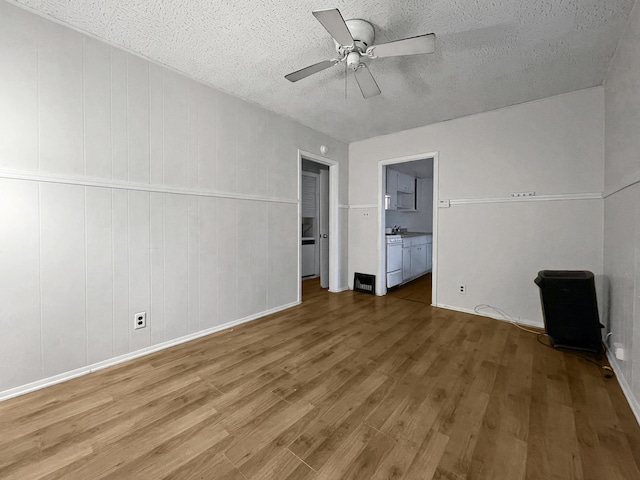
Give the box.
[387,273,432,304]
[1,279,640,479]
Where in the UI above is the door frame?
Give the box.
[298,150,340,301]
[377,151,439,305]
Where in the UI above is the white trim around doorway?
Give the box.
[377,152,439,305]
[297,150,341,302]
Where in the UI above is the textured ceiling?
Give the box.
[11,0,635,143]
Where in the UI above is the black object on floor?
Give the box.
[354,273,376,295]
[534,270,604,353]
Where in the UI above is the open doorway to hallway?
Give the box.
[380,156,437,304]
[301,158,330,294]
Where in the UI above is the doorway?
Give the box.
[301,165,328,286]
[378,153,439,304]
[298,150,340,301]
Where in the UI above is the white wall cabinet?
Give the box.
[386,169,398,210]
[397,172,415,193]
[386,168,416,211]
[397,192,416,210]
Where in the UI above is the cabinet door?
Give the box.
[397,172,415,193]
[386,169,398,192]
[426,243,432,272]
[411,244,427,277]
[397,192,414,210]
[402,247,411,281]
[386,169,398,210]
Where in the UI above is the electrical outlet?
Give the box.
[458,284,466,295]
[439,199,450,208]
[134,312,146,330]
[614,342,625,361]
[510,191,535,197]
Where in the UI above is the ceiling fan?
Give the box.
[285,8,436,98]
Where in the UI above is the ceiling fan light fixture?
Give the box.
[284,8,436,99]
[346,51,360,70]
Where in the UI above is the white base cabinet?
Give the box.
[402,247,411,281]
[411,244,427,278]
[395,234,432,286]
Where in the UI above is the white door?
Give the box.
[319,168,330,288]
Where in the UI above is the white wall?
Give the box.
[349,88,604,325]
[603,0,640,418]
[0,1,348,397]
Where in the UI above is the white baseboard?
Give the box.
[329,285,349,293]
[606,350,640,427]
[435,303,544,329]
[0,301,300,403]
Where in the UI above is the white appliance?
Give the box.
[386,235,403,288]
[301,240,316,277]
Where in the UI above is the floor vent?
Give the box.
[354,273,376,295]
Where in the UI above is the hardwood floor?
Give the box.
[1,280,640,479]
[386,273,432,304]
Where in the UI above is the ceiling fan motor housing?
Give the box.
[333,19,375,55]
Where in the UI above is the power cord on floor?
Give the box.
[473,304,542,334]
[536,333,614,379]
[474,304,614,379]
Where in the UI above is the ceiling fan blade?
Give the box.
[369,33,436,58]
[285,59,339,82]
[312,8,354,47]
[353,65,380,99]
